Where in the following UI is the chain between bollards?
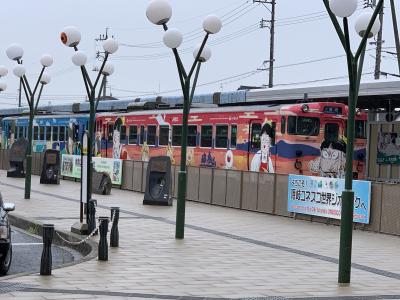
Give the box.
[40,224,54,276]
[110,207,119,248]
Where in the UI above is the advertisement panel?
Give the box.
[288,174,371,224]
[377,132,400,164]
[61,154,123,185]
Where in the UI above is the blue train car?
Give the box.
[1,114,89,154]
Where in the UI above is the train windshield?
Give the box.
[288,116,320,136]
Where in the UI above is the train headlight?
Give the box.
[301,104,309,113]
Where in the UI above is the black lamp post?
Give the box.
[60,26,118,224]
[323,0,383,284]
[146,0,222,239]
[6,44,53,199]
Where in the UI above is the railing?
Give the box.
[1,149,400,236]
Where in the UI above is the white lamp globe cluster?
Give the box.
[0,65,7,92]
[328,0,381,38]
[146,0,221,62]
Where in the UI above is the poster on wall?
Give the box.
[287,174,371,224]
[377,132,400,164]
[61,154,123,185]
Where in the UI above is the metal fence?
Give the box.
[1,149,399,236]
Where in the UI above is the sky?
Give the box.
[0,0,399,108]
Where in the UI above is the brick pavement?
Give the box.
[0,170,400,299]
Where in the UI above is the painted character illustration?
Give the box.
[250,122,275,173]
[225,150,234,169]
[141,142,150,162]
[186,148,195,166]
[113,118,123,159]
[309,139,346,178]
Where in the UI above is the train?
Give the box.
[2,101,367,179]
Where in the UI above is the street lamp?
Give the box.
[0,66,8,92]
[323,0,383,284]
[6,44,53,199]
[146,0,222,239]
[60,26,118,228]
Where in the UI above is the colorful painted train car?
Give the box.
[96,102,367,178]
[1,114,89,154]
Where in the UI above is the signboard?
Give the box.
[288,174,371,224]
[377,132,400,164]
[61,154,122,185]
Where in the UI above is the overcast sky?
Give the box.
[0,0,399,108]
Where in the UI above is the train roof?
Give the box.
[0,80,398,118]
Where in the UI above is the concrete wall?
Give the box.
[2,149,400,236]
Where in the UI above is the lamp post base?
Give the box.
[71,222,89,235]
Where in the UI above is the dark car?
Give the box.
[0,194,15,275]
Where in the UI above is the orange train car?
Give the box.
[95,102,367,178]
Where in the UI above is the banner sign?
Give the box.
[61,154,123,185]
[288,174,371,224]
[377,132,400,164]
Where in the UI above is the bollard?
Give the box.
[98,217,109,261]
[40,224,54,275]
[87,199,97,235]
[110,207,120,247]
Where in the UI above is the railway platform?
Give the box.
[1,170,400,299]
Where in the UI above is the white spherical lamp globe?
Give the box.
[0,66,8,77]
[193,45,212,62]
[6,44,24,61]
[103,38,119,54]
[203,15,222,34]
[163,28,183,49]
[40,54,54,67]
[0,80,7,92]
[60,26,81,47]
[13,65,26,78]
[355,12,381,38]
[329,0,357,18]
[101,63,114,76]
[71,51,87,66]
[146,0,172,25]
[40,72,51,85]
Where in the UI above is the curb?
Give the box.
[4,213,98,278]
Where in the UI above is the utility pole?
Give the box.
[18,78,22,107]
[95,28,113,98]
[389,0,400,74]
[254,0,275,88]
[373,0,384,80]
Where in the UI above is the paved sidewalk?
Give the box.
[1,170,400,299]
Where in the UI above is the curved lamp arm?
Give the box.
[188,33,209,79]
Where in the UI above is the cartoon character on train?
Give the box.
[250,121,275,173]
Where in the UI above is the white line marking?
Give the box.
[13,243,43,246]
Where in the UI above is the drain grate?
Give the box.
[0,282,35,294]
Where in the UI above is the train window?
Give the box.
[46,126,51,141]
[159,125,169,146]
[188,125,197,147]
[108,124,113,142]
[281,116,286,134]
[59,126,65,141]
[325,123,339,142]
[216,125,228,148]
[39,126,45,141]
[128,125,138,144]
[52,126,59,141]
[147,125,156,146]
[251,123,261,149]
[15,126,19,139]
[288,116,320,136]
[230,125,237,148]
[201,125,213,148]
[120,126,127,144]
[33,126,39,141]
[18,126,23,139]
[139,125,145,145]
[172,125,182,146]
[355,120,367,139]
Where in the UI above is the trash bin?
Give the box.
[143,156,172,206]
[40,150,60,184]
